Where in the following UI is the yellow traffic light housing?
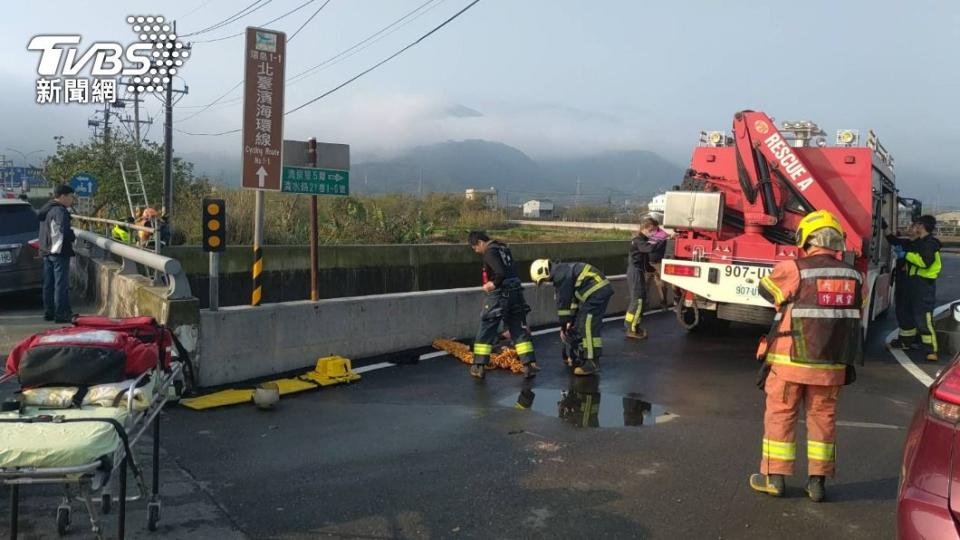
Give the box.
[203,198,226,252]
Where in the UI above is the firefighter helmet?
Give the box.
[796,210,846,251]
[530,259,552,286]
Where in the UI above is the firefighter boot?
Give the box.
[748,473,785,497]
[574,359,599,376]
[926,352,939,362]
[889,338,911,350]
[523,362,541,379]
[469,364,486,380]
[805,475,826,502]
[625,327,648,340]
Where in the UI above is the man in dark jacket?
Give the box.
[468,231,539,379]
[38,184,77,322]
[888,215,942,361]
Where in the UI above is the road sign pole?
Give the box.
[209,251,220,311]
[308,138,318,301]
[252,190,265,306]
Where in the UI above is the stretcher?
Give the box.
[1,346,185,539]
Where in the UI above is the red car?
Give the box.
[898,305,960,538]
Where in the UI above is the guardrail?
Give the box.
[72,228,192,300]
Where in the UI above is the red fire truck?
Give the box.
[660,110,921,336]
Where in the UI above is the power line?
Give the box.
[289,0,332,42]
[190,0,317,44]
[176,0,218,21]
[180,0,273,37]
[177,0,441,114]
[288,0,441,82]
[285,0,480,115]
[177,0,480,136]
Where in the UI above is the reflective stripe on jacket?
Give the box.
[758,248,861,385]
[553,262,612,324]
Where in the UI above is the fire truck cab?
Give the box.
[660,110,920,337]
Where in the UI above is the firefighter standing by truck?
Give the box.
[530,259,613,375]
[467,232,539,380]
[749,210,862,503]
[625,221,655,340]
[887,215,942,361]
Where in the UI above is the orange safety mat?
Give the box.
[432,339,525,374]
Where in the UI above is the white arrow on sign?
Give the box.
[256,166,267,188]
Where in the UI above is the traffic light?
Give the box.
[202,198,226,252]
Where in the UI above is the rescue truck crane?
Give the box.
[661,110,922,336]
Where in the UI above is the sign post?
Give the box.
[308,138,318,301]
[242,27,286,306]
[69,172,98,215]
[281,140,350,300]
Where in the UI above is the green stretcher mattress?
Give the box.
[0,407,129,469]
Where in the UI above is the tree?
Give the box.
[43,138,201,219]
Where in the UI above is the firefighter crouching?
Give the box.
[887,215,942,361]
[468,232,539,380]
[530,259,613,376]
[749,210,862,503]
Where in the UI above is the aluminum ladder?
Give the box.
[119,159,149,218]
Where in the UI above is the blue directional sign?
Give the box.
[69,173,98,197]
[0,167,46,189]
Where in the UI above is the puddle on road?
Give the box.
[499,377,675,428]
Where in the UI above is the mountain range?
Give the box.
[185,139,685,206]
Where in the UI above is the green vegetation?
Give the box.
[38,137,632,245]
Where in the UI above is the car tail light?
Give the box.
[664,264,701,278]
[931,363,960,423]
[27,239,40,250]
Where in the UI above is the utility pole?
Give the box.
[102,101,112,147]
[418,166,423,199]
[575,176,582,207]
[116,87,153,147]
[161,21,189,225]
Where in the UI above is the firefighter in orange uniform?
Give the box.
[749,210,862,503]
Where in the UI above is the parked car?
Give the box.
[0,198,42,295]
[898,303,960,539]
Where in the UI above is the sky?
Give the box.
[2,0,959,204]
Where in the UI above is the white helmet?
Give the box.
[530,259,552,286]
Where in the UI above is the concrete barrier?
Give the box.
[166,241,631,307]
[71,244,201,357]
[196,277,632,386]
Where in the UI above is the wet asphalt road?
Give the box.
[1,255,958,539]
[155,255,960,539]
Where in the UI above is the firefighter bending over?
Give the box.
[749,210,862,503]
[531,259,613,376]
[467,232,538,380]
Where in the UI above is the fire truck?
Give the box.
[660,110,922,336]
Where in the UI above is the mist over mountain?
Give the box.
[187,139,684,207]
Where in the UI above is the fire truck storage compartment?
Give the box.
[663,191,724,232]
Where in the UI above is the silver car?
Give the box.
[0,198,43,294]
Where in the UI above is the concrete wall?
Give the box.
[167,241,630,307]
[196,277,632,387]
[71,244,201,357]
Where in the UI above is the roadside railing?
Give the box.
[70,215,191,300]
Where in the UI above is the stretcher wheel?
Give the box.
[147,501,161,531]
[101,493,111,515]
[56,505,71,535]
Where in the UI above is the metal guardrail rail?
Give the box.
[72,227,192,300]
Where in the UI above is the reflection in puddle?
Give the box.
[502,376,674,428]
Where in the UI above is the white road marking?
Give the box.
[886,301,955,387]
